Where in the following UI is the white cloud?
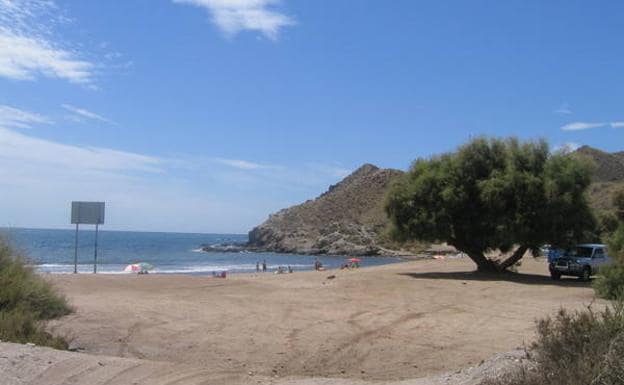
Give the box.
[554,103,572,115]
[0,127,162,173]
[0,104,51,128]
[213,157,272,170]
[173,0,295,40]
[62,104,116,125]
[561,121,624,131]
[560,122,606,131]
[0,32,93,83]
[0,0,94,84]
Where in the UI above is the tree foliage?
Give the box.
[594,188,624,300]
[386,137,596,271]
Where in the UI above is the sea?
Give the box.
[1,228,403,275]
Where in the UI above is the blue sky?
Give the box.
[1,0,623,233]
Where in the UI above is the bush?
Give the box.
[482,303,624,385]
[598,212,619,237]
[593,224,624,300]
[594,265,624,300]
[0,236,70,348]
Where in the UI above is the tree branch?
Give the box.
[497,245,529,271]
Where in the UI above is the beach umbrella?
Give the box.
[123,262,154,273]
[348,258,361,263]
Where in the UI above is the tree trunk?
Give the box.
[464,249,499,272]
[454,243,528,273]
[497,245,529,271]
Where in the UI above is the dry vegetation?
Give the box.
[482,304,624,385]
[0,237,70,349]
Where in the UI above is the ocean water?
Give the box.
[1,228,402,274]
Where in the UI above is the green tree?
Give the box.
[386,137,596,272]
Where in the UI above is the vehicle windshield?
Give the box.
[568,247,593,258]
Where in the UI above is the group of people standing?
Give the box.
[256,260,267,272]
[254,258,358,273]
[255,260,294,274]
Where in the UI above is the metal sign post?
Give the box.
[74,223,79,274]
[71,201,105,274]
[94,223,99,274]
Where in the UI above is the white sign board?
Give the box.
[71,202,105,225]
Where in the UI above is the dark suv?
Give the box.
[548,244,611,281]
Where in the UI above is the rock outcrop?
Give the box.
[248,164,405,256]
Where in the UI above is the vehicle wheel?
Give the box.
[550,271,561,280]
[580,267,591,282]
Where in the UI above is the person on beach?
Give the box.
[288,265,293,273]
[262,260,267,272]
[256,261,260,272]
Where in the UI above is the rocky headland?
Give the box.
[245,164,409,256]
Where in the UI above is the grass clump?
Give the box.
[0,236,70,349]
[482,303,624,385]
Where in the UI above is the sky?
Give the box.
[1,0,623,234]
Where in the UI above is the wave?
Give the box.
[35,263,128,274]
[33,262,313,275]
[153,263,312,274]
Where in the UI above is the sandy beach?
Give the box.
[2,257,602,385]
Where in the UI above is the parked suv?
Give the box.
[548,244,612,281]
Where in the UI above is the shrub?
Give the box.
[0,307,68,349]
[598,212,619,237]
[481,303,624,385]
[0,236,70,348]
[593,224,624,300]
[594,265,624,301]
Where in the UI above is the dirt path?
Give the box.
[7,257,601,384]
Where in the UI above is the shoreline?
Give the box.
[33,254,409,276]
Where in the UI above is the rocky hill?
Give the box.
[247,164,405,256]
[575,145,624,182]
[573,146,624,214]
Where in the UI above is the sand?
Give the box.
[1,257,602,385]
